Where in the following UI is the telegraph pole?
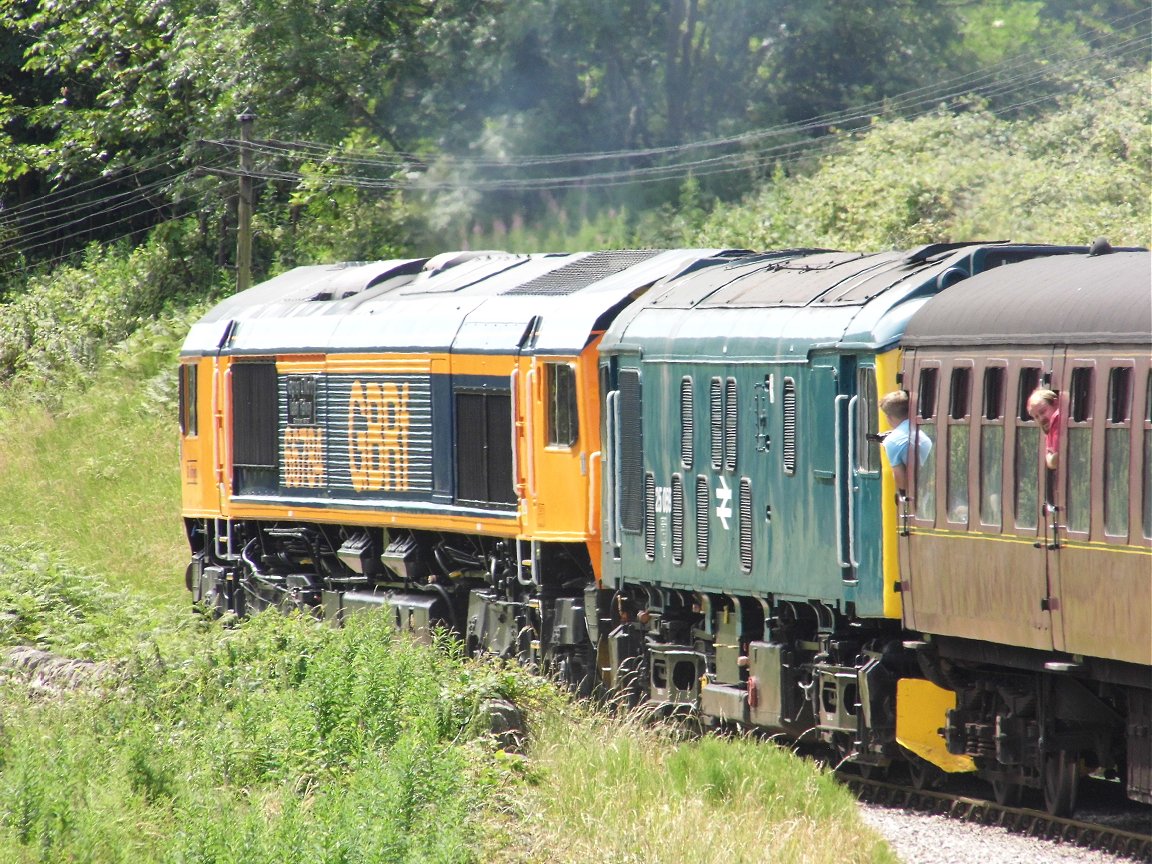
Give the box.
[236,108,256,293]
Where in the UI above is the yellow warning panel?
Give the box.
[896,679,976,773]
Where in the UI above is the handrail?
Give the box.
[604,391,620,547]
[509,371,521,496]
[525,367,537,498]
[222,365,233,500]
[211,365,221,486]
[847,394,860,570]
[587,450,601,535]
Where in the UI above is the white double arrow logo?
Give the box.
[715,475,733,530]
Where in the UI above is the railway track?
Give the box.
[836,772,1152,862]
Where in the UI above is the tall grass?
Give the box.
[0,311,193,602]
[494,705,896,864]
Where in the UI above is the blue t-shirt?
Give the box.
[883,419,931,469]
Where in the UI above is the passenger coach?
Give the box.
[898,249,1152,814]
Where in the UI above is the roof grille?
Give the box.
[502,250,659,296]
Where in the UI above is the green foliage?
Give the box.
[0,224,226,390]
[681,67,1151,250]
[0,307,200,600]
[0,543,150,657]
[0,606,548,863]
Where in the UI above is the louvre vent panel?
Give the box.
[234,362,279,494]
[644,473,657,560]
[783,378,797,474]
[311,374,435,494]
[724,377,738,472]
[710,377,723,471]
[671,475,684,565]
[619,371,644,532]
[695,475,710,568]
[680,377,694,470]
[502,250,660,295]
[739,477,753,573]
[455,392,515,505]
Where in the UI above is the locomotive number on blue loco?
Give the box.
[348,380,411,492]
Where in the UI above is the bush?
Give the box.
[0,223,227,397]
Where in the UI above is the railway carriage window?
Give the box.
[1104,366,1132,538]
[179,363,198,436]
[947,367,972,524]
[1066,368,1094,535]
[914,368,937,521]
[710,377,723,471]
[724,378,738,472]
[680,377,694,470]
[782,378,797,475]
[1143,371,1152,539]
[980,367,1005,527]
[1014,368,1042,529]
[856,369,878,473]
[546,363,578,447]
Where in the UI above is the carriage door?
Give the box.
[1047,354,1149,664]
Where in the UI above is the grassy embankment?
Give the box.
[0,309,893,861]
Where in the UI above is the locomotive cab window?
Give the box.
[856,368,878,473]
[1066,367,1094,535]
[546,362,578,447]
[179,363,198,436]
[1104,365,1133,538]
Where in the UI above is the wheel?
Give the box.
[991,776,1024,808]
[1042,749,1079,817]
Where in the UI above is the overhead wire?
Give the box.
[202,10,1150,178]
[0,8,1146,270]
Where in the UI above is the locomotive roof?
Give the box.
[600,243,1086,360]
[902,250,1152,347]
[182,248,736,356]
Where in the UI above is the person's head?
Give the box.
[879,390,910,424]
[1027,388,1058,432]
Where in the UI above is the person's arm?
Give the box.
[892,463,908,497]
